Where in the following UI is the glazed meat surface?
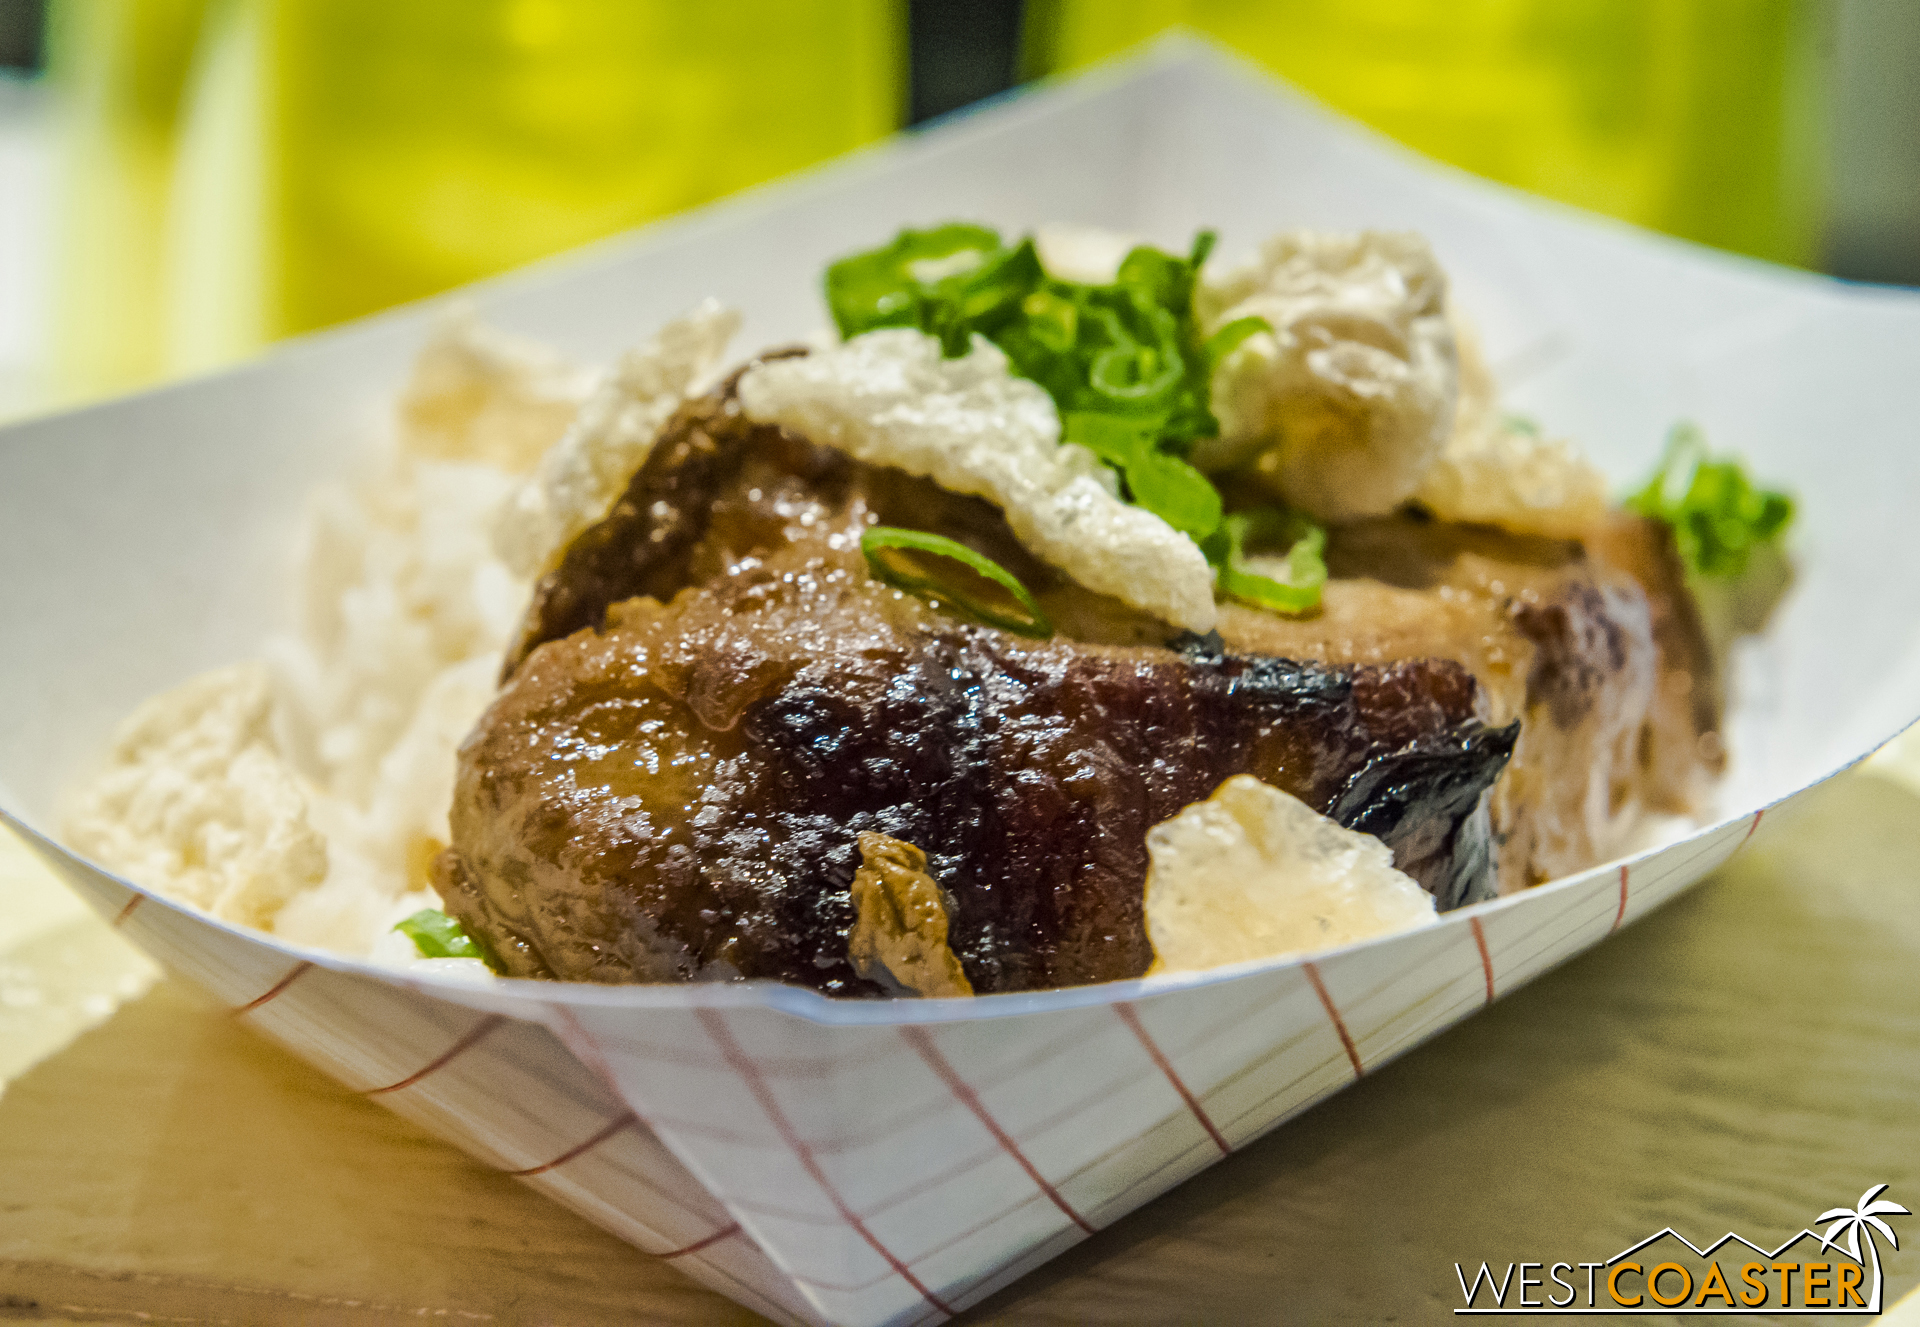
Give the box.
[504,351,1177,678]
[504,367,1719,895]
[442,541,1515,993]
[1215,515,1719,887]
[447,365,1715,992]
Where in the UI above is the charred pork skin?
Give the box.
[441,542,1515,994]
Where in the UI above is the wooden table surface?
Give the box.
[3,765,1919,1325]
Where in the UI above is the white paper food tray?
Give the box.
[4,40,1919,1327]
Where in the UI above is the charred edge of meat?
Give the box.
[1223,653,1355,715]
[444,530,1520,994]
[502,347,811,680]
[457,349,1536,993]
[1326,720,1520,910]
[1170,629,1228,661]
[1510,579,1633,731]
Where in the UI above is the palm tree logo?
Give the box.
[1816,1183,1909,1312]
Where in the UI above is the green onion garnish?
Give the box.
[1202,508,1327,616]
[394,908,498,968]
[1063,412,1222,541]
[825,224,1043,357]
[860,526,1053,638]
[825,224,1276,554]
[1624,423,1794,579]
[1202,315,1272,371]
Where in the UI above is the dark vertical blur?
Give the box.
[908,0,1024,124]
[0,0,45,69]
[1825,0,1920,285]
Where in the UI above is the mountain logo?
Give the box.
[1453,1184,1909,1315]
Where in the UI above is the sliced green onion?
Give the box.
[1085,304,1186,411]
[1063,412,1222,541]
[1126,446,1225,540]
[1061,410,1148,468]
[1203,315,1273,370]
[861,526,1054,638]
[1019,288,1080,354]
[827,224,1251,584]
[394,908,499,969]
[824,223,999,334]
[824,224,1040,349]
[1624,423,1794,579]
[1114,244,1190,314]
[1203,508,1327,615]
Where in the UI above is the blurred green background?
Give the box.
[0,0,1914,417]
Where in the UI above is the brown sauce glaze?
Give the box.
[1215,515,1719,888]
[444,367,1724,992]
[441,543,1515,994]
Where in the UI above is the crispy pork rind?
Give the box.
[398,308,593,472]
[65,664,325,931]
[495,298,741,578]
[1145,774,1436,973]
[737,328,1220,631]
[1413,317,1609,538]
[1196,230,1458,522]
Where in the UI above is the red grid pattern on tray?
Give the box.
[44,799,1783,1327]
[228,852,1728,1327]
[1311,915,1506,1069]
[1114,971,1353,1141]
[577,981,1373,1315]
[695,1006,956,1319]
[703,1032,1206,1235]
[1492,825,1742,987]
[659,1223,745,1259]
[614,971,1336,1190]
[1303,960,1364,1078]
[899,1025,1096,1234]
[614,1040,1026,1298]
[550,1003,635,1100]
[231,961,313,1015]
[1113,1001,1229,1156]
[362,1014,506,1095]
[505,1111,638,1177]
[673,989,1375,1312]
[1469,916,1495,1004]
[623,1009,1184,1156]
[605,1014,1145,1163]
[68,889,823,1324]
[583,976,1363,1312]
[645,1101,1204,1305]
[781,1191,1075,1296]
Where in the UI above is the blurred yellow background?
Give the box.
[1028,0,1825,267]
[42,0,902,399]
[9,0,1897,413]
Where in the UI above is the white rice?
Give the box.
[64,307,736,967]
